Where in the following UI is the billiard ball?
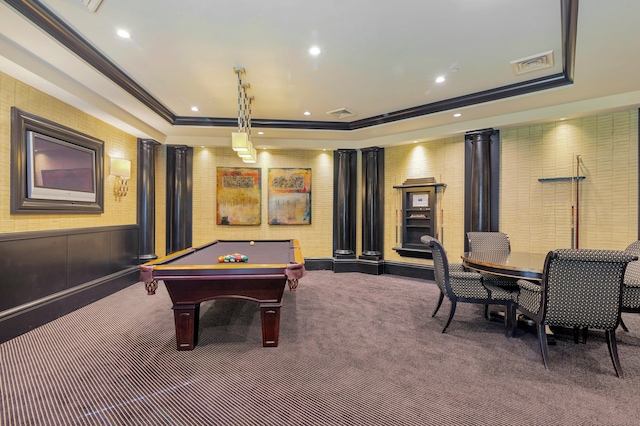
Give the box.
[250,241,255,246]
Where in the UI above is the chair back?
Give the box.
[466,232,511,252]
[624,241,640,285]
[424,236,453,299]
[542,249,637,330]
[625,240,640,256]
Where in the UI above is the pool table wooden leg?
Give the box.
[173,303,200,351]
[260,303,281,347]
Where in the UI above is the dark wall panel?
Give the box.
[0,235,67,310]
[0,225,140,344]
[68,231,112,287]
[111,228,140,270]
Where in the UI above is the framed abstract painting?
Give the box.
[216,167,261,225]
[268,168,311,225]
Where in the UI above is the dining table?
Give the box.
[460,250,555,342]
[460,251,547,281]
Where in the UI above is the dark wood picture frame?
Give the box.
[10,107,105,214]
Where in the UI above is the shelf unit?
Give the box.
[392,178,446,259]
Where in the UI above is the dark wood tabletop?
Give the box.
[461,251,548,281]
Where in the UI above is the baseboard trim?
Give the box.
[304,257,434,279]
[0,267,139,344]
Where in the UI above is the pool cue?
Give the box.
[571,154,575,249]
[575,154,580,249]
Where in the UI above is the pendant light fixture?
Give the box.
[232,67,256,163]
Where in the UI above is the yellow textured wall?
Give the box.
[3,71,637,260]
[384,110,638,265]
[0,71,137,233]
[500,112,638,253]
[154,145,167,258]
[384,137,466,263]
[184,147,333,259]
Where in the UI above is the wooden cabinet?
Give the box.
[393,178,446,258]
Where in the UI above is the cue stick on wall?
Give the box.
[571,154,575,249]
[575,154,581,249]
[395,185,401,247]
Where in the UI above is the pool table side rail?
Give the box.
[143,247,196,267]
[142,239,303,268]
[149,264,295,277]
[140,239,304,281]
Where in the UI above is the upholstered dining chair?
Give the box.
[466,232,519,318]
[423,235,517,336]
[466,231,512,252]
[515,249,637,378]
[620,240,640,332]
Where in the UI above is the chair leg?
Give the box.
[581,327,588,344]
[441,300,457,333]
[573,327,580,344]
[536,322,550,370]
[605,330,624,378]
[484,304,489,319]
[505,303,516,337]
[432,293,444,317]
[620,318,629,332]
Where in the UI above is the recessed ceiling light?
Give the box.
[453,113,461,117]
[435,76,445,83]
[257,131,264,135]
[117,29,131,39]
[309,46,321,56]
[191,106,199,112]
[413,140,418,143]
[559,117,567,121]
[304,111,311,116]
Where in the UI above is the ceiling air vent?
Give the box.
[510,50,554,75]
[326,107,357,120]
[80,0,104,13]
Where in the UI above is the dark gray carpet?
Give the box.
[2,271,640,425]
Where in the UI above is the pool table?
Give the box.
[140,239,305,350]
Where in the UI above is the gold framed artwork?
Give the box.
[268,168,311,225]
[216,167,261,225]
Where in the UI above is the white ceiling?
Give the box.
[1,0,640,150]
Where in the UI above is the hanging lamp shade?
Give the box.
[232,67,257,162]
[238,141,254,157]
[241,146,257,163]
[232,132,250,152]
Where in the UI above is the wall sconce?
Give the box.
[110,158,131,199]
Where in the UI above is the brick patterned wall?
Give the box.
[0,71,137,233]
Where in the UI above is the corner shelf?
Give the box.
[538,176,585,182]
[393,178,446,259]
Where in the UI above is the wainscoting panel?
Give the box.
[0,225,139,344]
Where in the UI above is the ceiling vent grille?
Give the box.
[326,107,357,120]
[510,50,554,75]
[80,0,104,13]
